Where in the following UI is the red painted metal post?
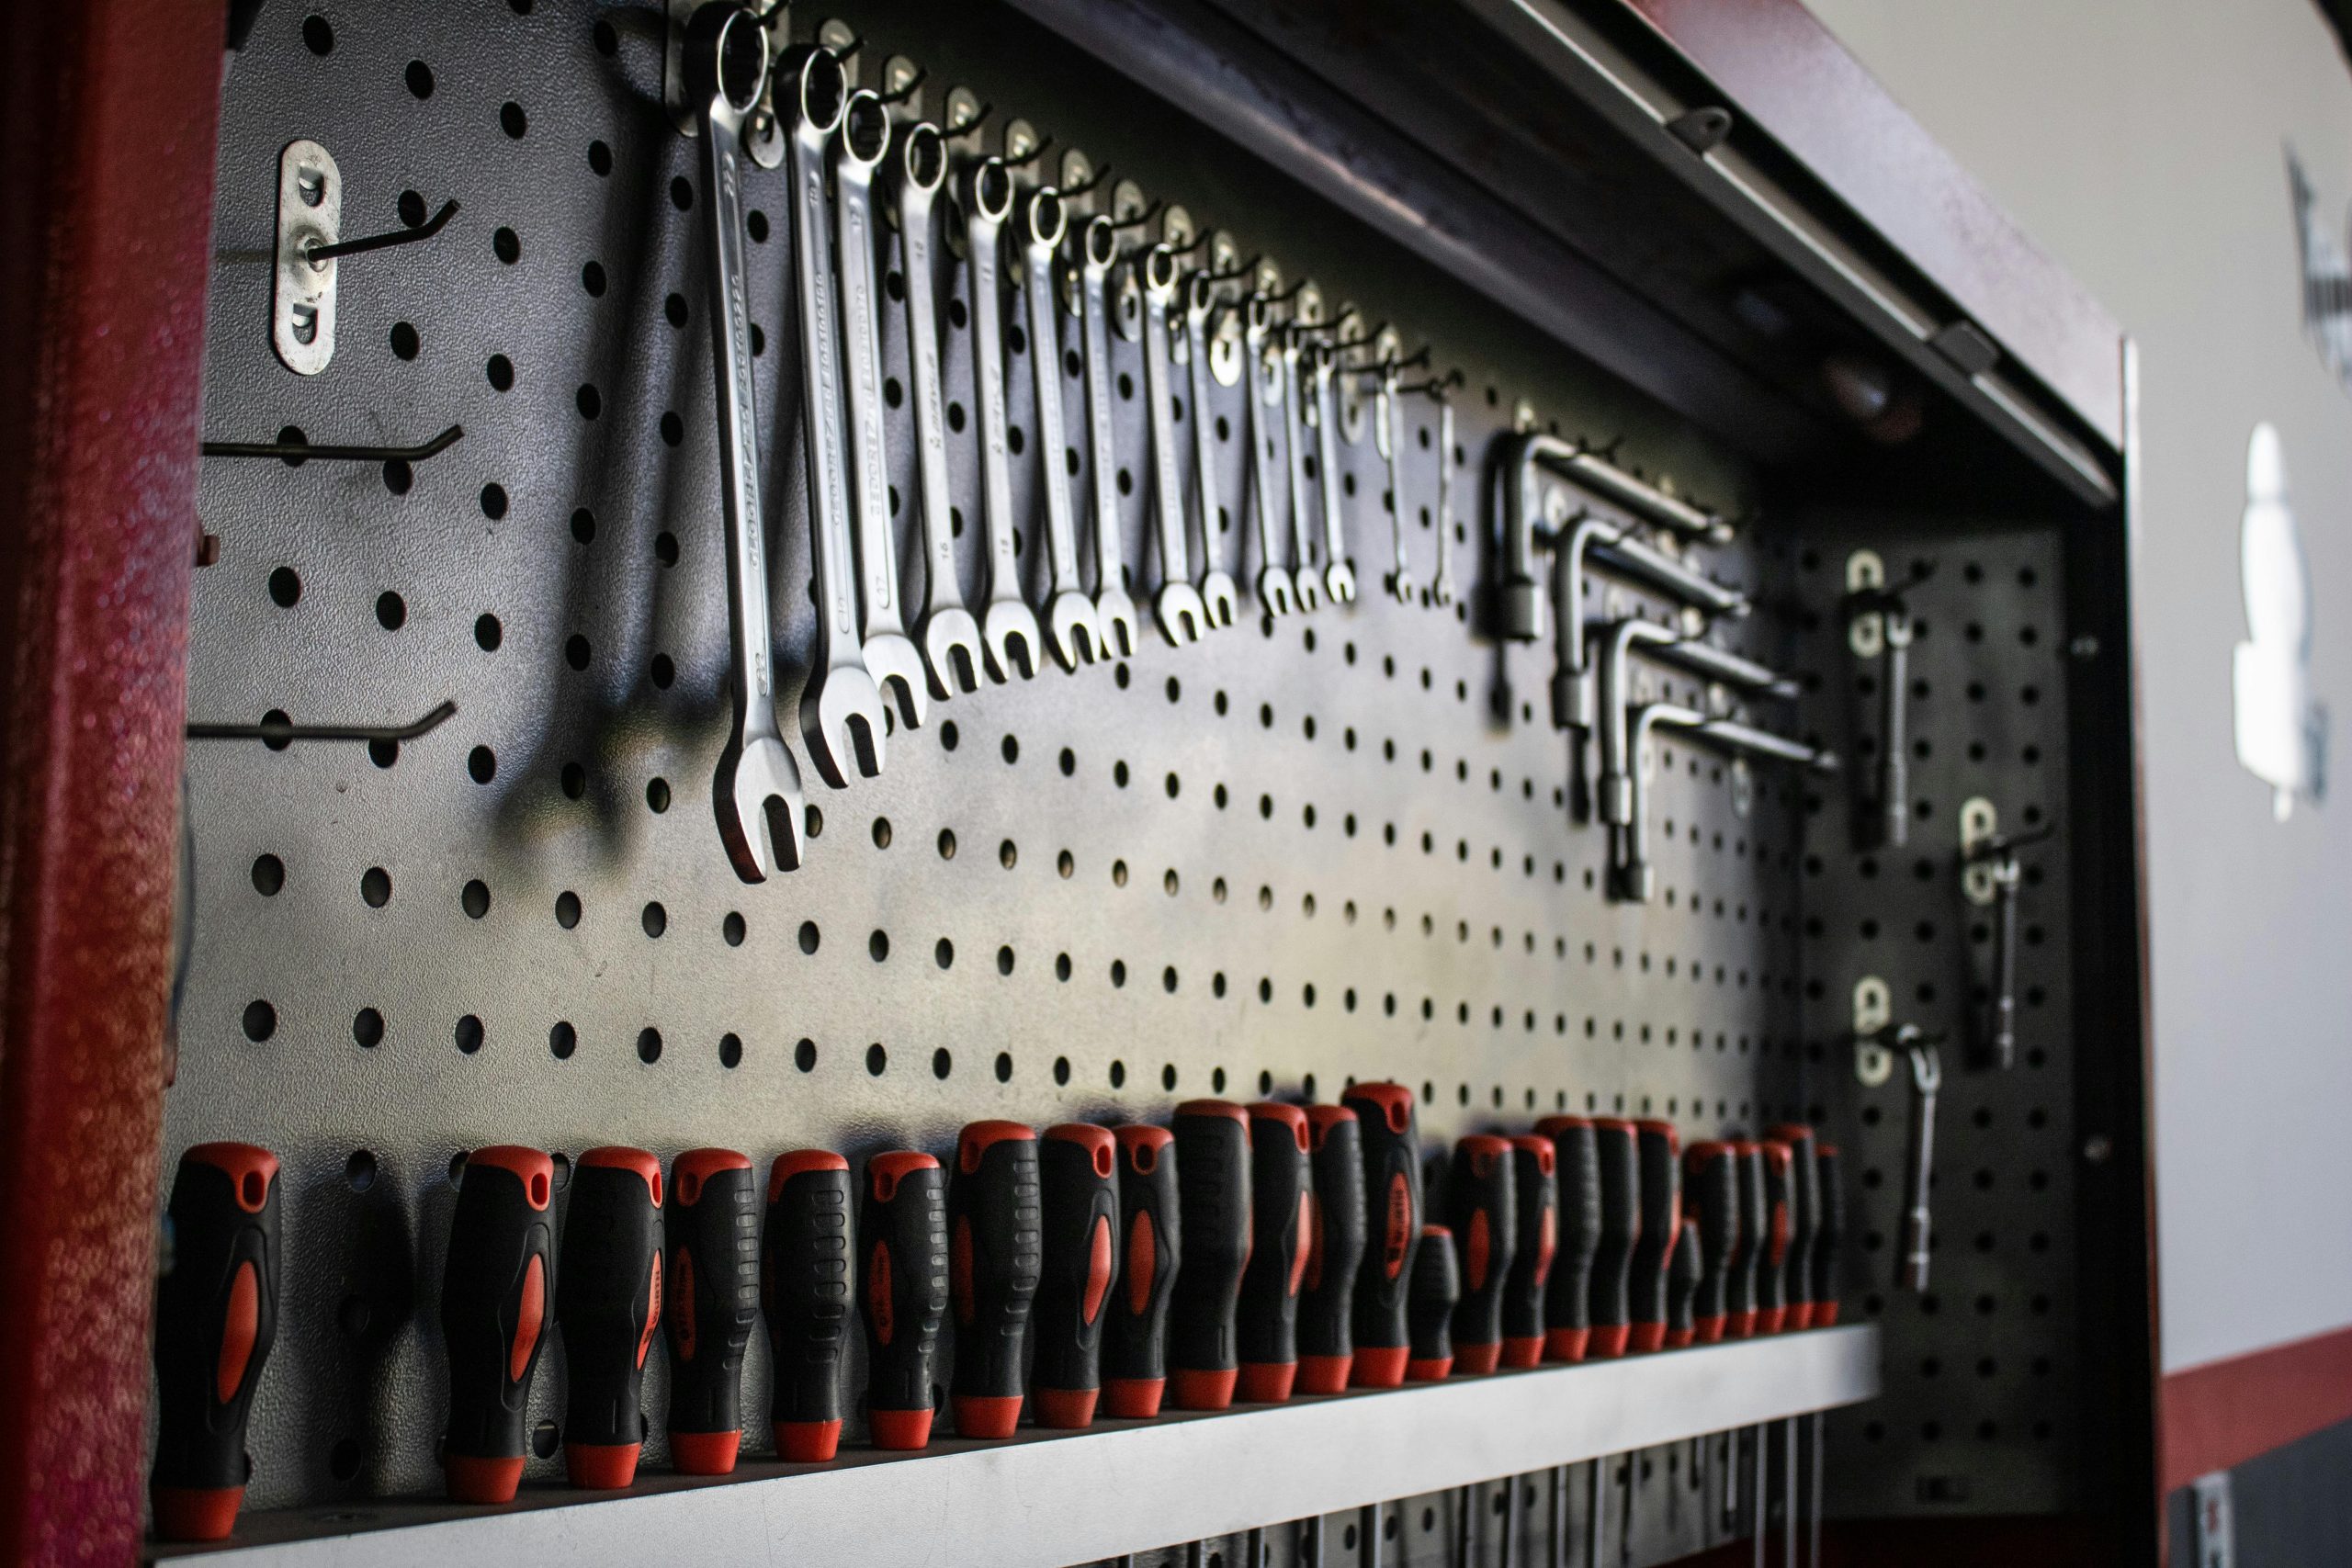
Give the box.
[0,1,227,1562]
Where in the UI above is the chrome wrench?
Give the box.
[686,4,805,880]
[1018,185,1100,670]
[1277,316,1321,614]
[1242,293,1295,616]
[1374,357,1415,603]
[1307,338,1357,604]
[889,119,983,697]
[1182,268,1239,628]
[1077,215,1141,658]
[781,44,886,786]
[1429,389,1458,607]
[832,89,925,730]
[1137,244,1207,645]
[959,156,1041,682]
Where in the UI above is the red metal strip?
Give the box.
[0,0,225,1562]
[2162,1324,2352,1494]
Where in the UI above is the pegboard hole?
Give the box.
[469,746,496,784]
[933,1047,952,1079]
[455,1015,484,1055]
[549,1021,576,1059]
[867,1043,888,1076]
[1054,1056,1071,1084]
[267,566,302,607]
[352,1009,383,1048]
[642,902,667,939]
[637,1028,662,1065]
[868,930,889,962]
[998,945,1016,976]
[500,101,528,140]
[361,866,392,908]
[645,777,671,813]
[796,1039,818,1072]
[994,1052,1012,1083]
[461,879,491,919]
[243,1000,277,1042]
[798,921,820,954]
[252,853,286,896]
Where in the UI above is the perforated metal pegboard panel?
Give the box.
[168,0,2030,1559]
[1789,523,2082,1520]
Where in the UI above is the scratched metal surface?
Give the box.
[164,0,2068,1559]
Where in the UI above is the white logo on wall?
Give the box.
[2233,423,2326,819]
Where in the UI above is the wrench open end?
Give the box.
[716,734,808,881]
[1154,583,1209,647]
[865,637,929,730]
[1325,560,1359,604]
[1257,567,1296,617]
[1095,589,1142,660]
[982,611,1041,682]
[802,675,888,789]
[921,609,986,698]
[1046,593,1101,671]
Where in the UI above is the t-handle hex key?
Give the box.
[782,43,887,787]
[686,4,805,878]
[1618,703,1838,901]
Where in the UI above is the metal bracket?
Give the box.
[1959,796,1999,905]
[271,141,341,376]
[1852,976,1893,1086]
[1845,549,1884,658]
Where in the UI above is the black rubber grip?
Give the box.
[1295,1106,1365,1387]
[948,1122,1041,1436]
[1729,1142,1769,1336]
[1236,1104,1312,1396]
[1446,1137,1517,1371]
[440,1147,556,1502]
[1342,1082,1423,1383]
[1627,1122,1680,1350]
[1169,1101,1253,1407]
[1813,1145,1846,1325]
[1767,1124,1820,1325]
[1102,1125,1180,1411]
[1667,1221,1702,1346]
[1406,1226,1461,1377]
[1034,1124,1120,1425]
[1500,1136,1557,1364]
[554,1148,662,1483]
[859,1151,948,1447]
[152,1144,281,1540]
[665,1150,759,1468]
[1758,1141,1794,1330]
[1586,1120,1640,1356]
[763,1152,853,1457]
[1683,1142,1740,1341]
[1537,1117,1602,1358]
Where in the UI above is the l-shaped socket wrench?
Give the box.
[1619,703,1838,901]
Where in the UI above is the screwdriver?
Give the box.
[1726,1141,1768,1338]
[555,1146,662,1489]
[764,1150,852,1460]
[1665,1221,1702,1348]
[152,1143,281,1540]
[1754,1140,1793,1335]
[1625,1121,1679,1353]
[1534,1116,1600,1361]
[1343,1081,1423,1387]
[1170,1100,1253,1409]
[441,1145,556,1503]
[1501,1134,1557,1368]
[1813,1145,1846,1325]
[1766,1124,1819,1329]
[1446,1135,1518,1374]
[1238,1102,1312,1402]
[1035,1123,1120,1427]
[1406,1224,1460,1380]
[1102,1123,1180,1417]
[1296,1104,1366,1393]
[948,1121,1042,1438]
[1585,1119,1639,1359]
[859,1149,949,1449]
[665,1148,758,1473]
[1682,1142,1740,1344]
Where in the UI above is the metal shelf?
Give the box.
[158,1326,1877,1567]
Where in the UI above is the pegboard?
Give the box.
[164,0,2083,1559]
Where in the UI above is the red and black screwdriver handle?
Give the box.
[441,1145,555,1504]
[1446,1136,1518,1375]
[1536,1116,1601,1362]
[152,1143,281,1541]
[858,1150,949,1450]
[1755,1140,1795,1334]
[1499,1134,1557,1369]
[764,1150,852,1461]
[1682,1141,1740,1345]
[1295,1104,1365,1394]
[666,1148,759,1474]
[1626,1121,1681,1353]
[1102,1123,1180,1417]
[1665,1219,1702,1348]
[1034,1124,1120,1428]
[1585,1119,1640,1359]
[1406,1224,1461,1382]
[1727,1141,1768,1338]
[1237,1103,1312,1403]
[948,1121,1042,1438]
[554,1146,662,1490]
[1342,1082,1423,1388]
[1169,1100,1253,1410]
[1766,1124,1820,1328]
[1813,1145,1846,1326]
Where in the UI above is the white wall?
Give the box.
[1802,0,2352,1372]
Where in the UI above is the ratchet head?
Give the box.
[1257,566,1296,617]
[863,632,929,732]
[1154,582,1209,647]
[715,733,807,881]
[982,601,1041,683]
[800,665,888,789]
[1094,585,1142,659]
[920,606,985,699]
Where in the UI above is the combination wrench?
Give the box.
[1427,387,1459,607]
[1241,293,1295,616]
[686,3,805,880]
[958,155,1043,682]
[1137,244,1208,645]
[1182,267,1240,628]
[831,89,926,731]
[1077,214,1141,657]
[1306,337,1357,604]
[1277,313,1321,614]
[1017,185,1101,670]
[781,44,887,786]
[1373,355,1415,603]
[888,118,984,698]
